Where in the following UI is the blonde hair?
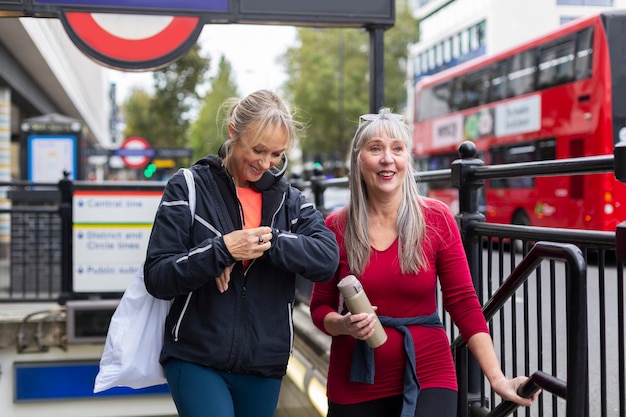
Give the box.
[219,90,303,173]
[342,108,427,275]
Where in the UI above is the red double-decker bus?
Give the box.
[412,10,626,230]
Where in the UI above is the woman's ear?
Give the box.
[227,122,235,139]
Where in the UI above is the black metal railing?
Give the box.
[0,180,61,302]
[445,141,624,417]
[452,241,587,417]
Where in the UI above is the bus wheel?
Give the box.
[512,211,530,253]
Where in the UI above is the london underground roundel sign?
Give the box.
[60,12,204,70]
[119,136,153,168]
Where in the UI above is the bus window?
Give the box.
[538,35,576,89]
[490,139,556,188]
[487,60,508,103]
[507,49,537,97]
[427,153,456,189]
[537,138,557,160]
[462,67,490,109]
[575,26,594,80]
[450,77,465,112]
[419,81,452,121]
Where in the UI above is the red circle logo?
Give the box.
[61,12,204,70]
[120,136,152,168]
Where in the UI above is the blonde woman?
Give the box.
[145,90,339,417]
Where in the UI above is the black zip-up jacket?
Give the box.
[144,155,339,379]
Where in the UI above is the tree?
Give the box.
[189,55,239,160]
[384,1,420,110]
[123,43,210,149]
[122,88,157,142]
[280,0,419,175]
[281,28,369,172]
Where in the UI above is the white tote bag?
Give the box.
[94,168,196,393]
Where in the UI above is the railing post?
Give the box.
[615,142,626,261]
[451,141,486,416]
[310,164,326,214]
[58,171,73,304]
[615,140,626,183]
[617,223,626,262]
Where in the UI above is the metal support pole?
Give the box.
[59,171,73,304]
[451,141,486,415]
[615,141,626,183]
[617,223,626,262]
[614,143,626,260]
[311,163,326,216]
[368,25,385,113]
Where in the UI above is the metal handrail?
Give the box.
[452,241,588,417]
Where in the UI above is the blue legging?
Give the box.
[164,359,282,417]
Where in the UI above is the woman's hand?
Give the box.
[323,307,381,340]
[223,226,272,261]
[342,312,377,341]
[490,375,541,407]
[466,332,540,407]
[215,264,233,293]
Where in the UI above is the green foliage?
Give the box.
[189,56,239,160]
[122,89,157,144]
[282,28,369,165]
[123,43,210,149]
[280,1,419,172]
[385,1,420,110]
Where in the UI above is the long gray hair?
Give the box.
[342,108,427,275]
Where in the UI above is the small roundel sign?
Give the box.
[120,136,153,168]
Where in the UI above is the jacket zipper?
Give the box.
[173,292,193,342]
[228,177,248,370]
[288,302,294,353]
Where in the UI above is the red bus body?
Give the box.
[413,11,626,231]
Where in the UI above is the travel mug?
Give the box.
[337,275,387,348]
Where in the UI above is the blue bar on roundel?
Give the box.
[32,0,229,12]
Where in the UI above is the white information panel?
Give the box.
[72,189,163,292]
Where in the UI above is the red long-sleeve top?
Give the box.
[309,198,489,405]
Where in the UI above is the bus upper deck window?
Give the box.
[574,27,594,80]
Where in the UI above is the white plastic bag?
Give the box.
[93,265,172,392]
[93,168,196,393]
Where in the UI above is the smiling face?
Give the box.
[358,131,409,199]
[229,123,288,188]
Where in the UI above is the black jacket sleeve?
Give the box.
[265,190,339,283]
